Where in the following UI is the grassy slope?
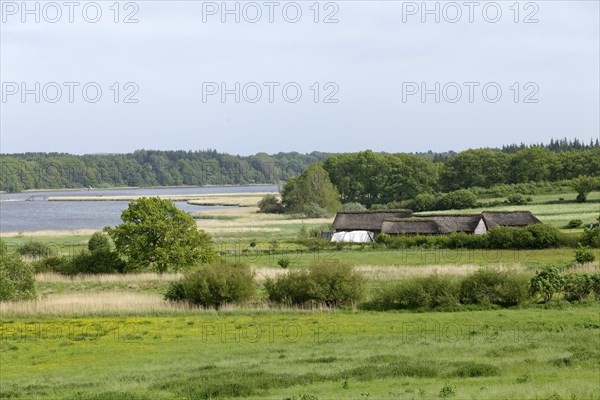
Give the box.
[1,306,599,399]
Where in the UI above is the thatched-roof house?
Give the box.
[332,210,413,233]
[481,211,542,229]
[331,210,542,238]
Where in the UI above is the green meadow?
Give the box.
[2,305,599,400]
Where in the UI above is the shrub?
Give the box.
[264,269,316,306]
[370,274,460,310]
[338,202,366,212]
[0,239,36,301]
[565,219,583,229]
[258,194,284,214]
[164,280,186,302]
[447,232,483,249]
[563,273,593,302]
[484,227,516,249]
[526,224,560,249]
[31,256,69,274]
[66,250,127,275]
[411,193,438,212]
[16,240,54,258]
[437,189,477,210]
[265,263,365,307]
[303,203,331,218]
[590,273,600,301]
[580,227,600,248]
[459,268,529,307]
[88,232,112,252]
[574,246,596,264]
[277,257,292,269]
[374,233,391,245]
[181,262,255,308]
[506,194,529,205]
[530,266,564,303]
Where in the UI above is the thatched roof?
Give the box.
[382,219,440,235]
[419,214,483,234]
[482,211,541,228]
[383,215,482,235]
[332,210,413,231]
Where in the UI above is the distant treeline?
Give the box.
[0,150,331,192]
[0,139,598,193]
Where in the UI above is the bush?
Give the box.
[258,194,284,214]
[459,268,529,307]
[277,257,291,269]
[88,232,112,252]
[374,233,391,245]
[526,224,560,249]
[460,269,529,307]
[16,240,54,258]
[181,262,255,308]
[0,239,36,301]
[437,189,477,210]
[563,273,593,302]
[530,266,564,303]
[265,263,365,307]
[574,246,596,264]
[506,194,529,205]
[565,219,583,229]
[338,202,366,212]
[411,193,438,212]
[65,250,127,275]
[31,256,69,274]
[590,273,600,301]
[447,232,483,249]
[484,227,516,249]
[370,274,460,310]
[164,280,186,302]
[303,203,331,218]
[580,228,600,248]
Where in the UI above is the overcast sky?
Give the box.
[1,1,598,155]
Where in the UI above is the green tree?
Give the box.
[530,266,564,303]
[281,164,340,215]
[570,175,598,203]
[0,239,36,301]
[105,197,216,272]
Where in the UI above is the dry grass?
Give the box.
[0,293,194,316]
[0,229,96,238]
[0,292,339,317]
[196,206,331,233]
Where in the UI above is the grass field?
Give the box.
[2,190,600,399]
[1,305,599,399]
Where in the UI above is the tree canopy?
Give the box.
[281,164,340,215]
[105,197,216,272]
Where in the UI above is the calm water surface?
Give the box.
[0,185,277,233]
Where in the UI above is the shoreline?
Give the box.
[1,183,280,195]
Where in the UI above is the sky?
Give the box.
[1,0,599,155]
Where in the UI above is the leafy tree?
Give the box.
[106,197,216,272]
[530,266,564,303]
[440,149,510,191]
[0,239,36,301]
[570,175,598,203]
[281,164,340,215]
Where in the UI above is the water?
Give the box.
[0,185,277,233]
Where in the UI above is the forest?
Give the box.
[0,139,598,194]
